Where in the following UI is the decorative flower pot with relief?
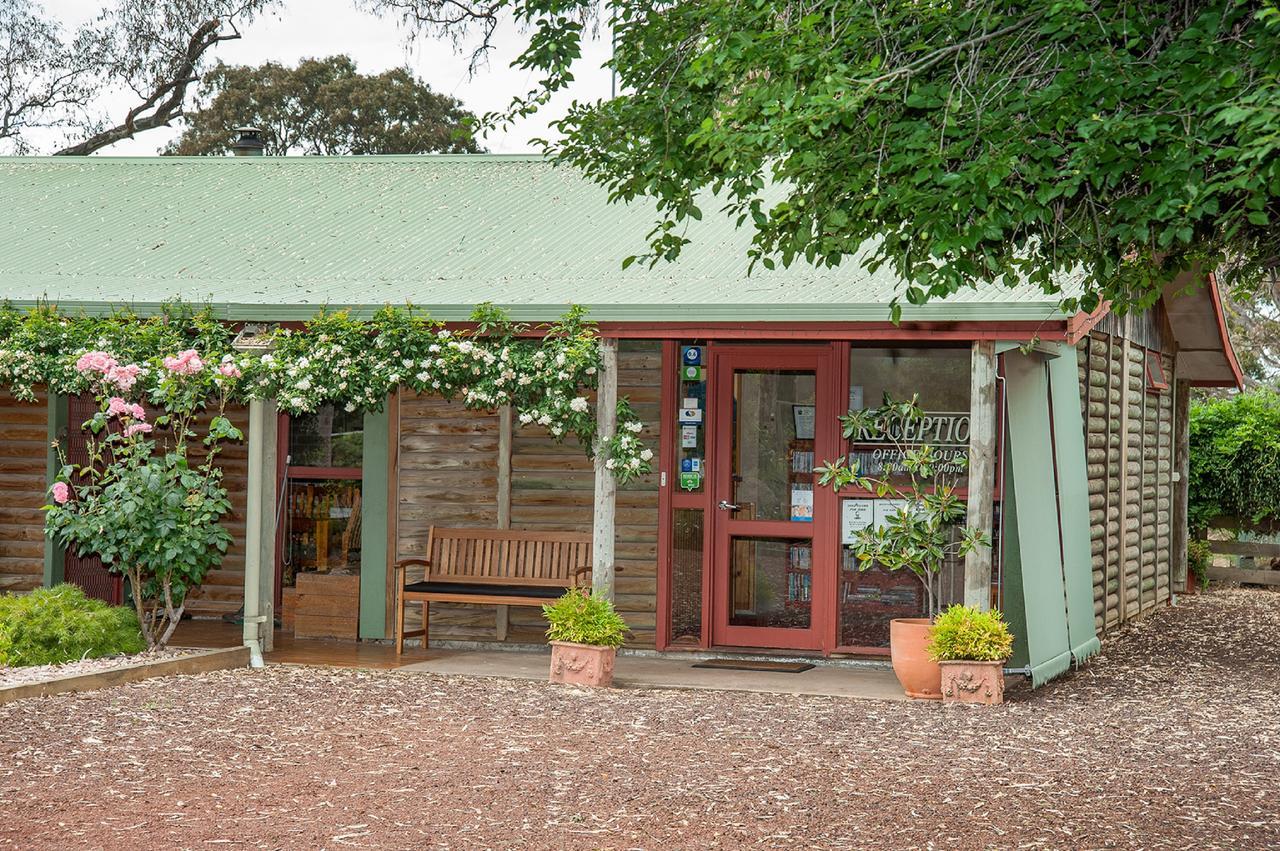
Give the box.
[549,640,617,687]
[889,617,942,700]
[939,660,1006,705]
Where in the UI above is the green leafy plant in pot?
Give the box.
[542,588,627,687]
[928,604,1014,705]
[818,396,990,700]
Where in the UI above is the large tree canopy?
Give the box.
[1,0,275,156]
[378,0,1280,316]
[166,55,482,155]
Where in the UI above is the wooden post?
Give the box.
[243,397,278,659]
[1171,376,1191,589]
[964,340,998,610]
[591,339,619,602]
[495,404,513,640]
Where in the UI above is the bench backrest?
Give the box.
[426,527,593,587]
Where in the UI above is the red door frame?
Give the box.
[273,412,365,608]
[707,345,839,652]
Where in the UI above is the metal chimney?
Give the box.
[231,126,265,156]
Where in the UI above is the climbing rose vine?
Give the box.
[0,302,652,482]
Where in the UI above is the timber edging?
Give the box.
[0,646,251,705]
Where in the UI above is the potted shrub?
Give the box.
[542,588,627,687]
[819,397,990,700]
[928,604,1014,705]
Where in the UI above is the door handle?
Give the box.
[717,500,740,511]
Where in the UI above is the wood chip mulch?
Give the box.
[1,588,1277,850]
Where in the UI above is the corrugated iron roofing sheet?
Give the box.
[0,155,1080,323]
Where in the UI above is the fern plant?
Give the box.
[926,604,1013,663]
[542,588,627,648]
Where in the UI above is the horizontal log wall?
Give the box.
[0,392,49,594]
[1079,326,1175,633]
[179,404,251,618]
[395,341,662,648]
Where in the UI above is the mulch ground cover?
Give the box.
[1,588,1277,850]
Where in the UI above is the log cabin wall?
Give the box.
[1077,305,1176,633]
[394,341,662,648]
[182,403,251,618]
[0,391,49,594]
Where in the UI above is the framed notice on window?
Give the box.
[841,499,874,544]
[793,405,816,440]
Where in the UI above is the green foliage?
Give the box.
[926,604,1014,663]
[542,588,628,648]
[0,584,145,667]
[166,56,482,156]
[458,0,1280,314]
[817,396,988,616]
[1188,390,1280,530]
[0,301,653,482]
[1187,538,1214,589]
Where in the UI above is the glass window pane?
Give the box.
[288,403,364,468]
[838,548,926,648]
[729,538,812,629]
[670,509,704,645]
[732,370,816,521]
[848,348,970,489]
[282,479,363,587]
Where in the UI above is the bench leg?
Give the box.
[395,591,406,655]
[422,601,430,649]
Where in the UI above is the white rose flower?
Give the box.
[640,448,654,462]
[569,397,590,413]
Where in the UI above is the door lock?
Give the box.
[717,500,740,511]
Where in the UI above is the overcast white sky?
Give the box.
[37,0,615,155]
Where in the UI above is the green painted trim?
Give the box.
[41,393,67,587]
[1004,353,1073,688]
[1047,353,1102,664]
[359,404,391,640]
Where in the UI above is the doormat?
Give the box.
[691,659,815,674]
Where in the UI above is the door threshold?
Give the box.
[626,646,891,671]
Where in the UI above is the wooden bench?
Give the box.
[394,527,593,653]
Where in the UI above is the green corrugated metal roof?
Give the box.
[0,155,1079,323]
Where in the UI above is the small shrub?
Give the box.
[1187,538,1214,589]
[542,588,627,648]
[0,584,145,667]
[927,604,1013,662]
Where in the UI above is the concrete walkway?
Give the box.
[399,650,908,701]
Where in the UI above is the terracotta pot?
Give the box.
[939,660,1006,705]
[889,618,942,700]
[549,640,617,687]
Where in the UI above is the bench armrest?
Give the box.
[571,564,593,588]
[394,558,431,585]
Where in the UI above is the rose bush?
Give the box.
[44,348,243,649]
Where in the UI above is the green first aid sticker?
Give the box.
[678,472,702,491]
[681,365,705,381]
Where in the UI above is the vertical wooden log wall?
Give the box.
[1079,323,1177,634]
[964,340,997,609]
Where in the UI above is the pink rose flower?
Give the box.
[128,403,146,420]
[106,397,129,418]
[123,422,153,437]
[162,349,205,376]
[75,351,118,375]
[218,362,242,379]
[105,363,142,391]
[51,481,70,504]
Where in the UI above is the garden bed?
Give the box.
[0,646,249,705]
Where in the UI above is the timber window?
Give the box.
[1145,349,1170,393]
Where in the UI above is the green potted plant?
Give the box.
[818,397,990,699]
[542,588,627,687]
[928,604,1014,705]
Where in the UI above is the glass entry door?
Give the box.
[710,347,835,650]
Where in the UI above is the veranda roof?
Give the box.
[0,154,1081,324]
